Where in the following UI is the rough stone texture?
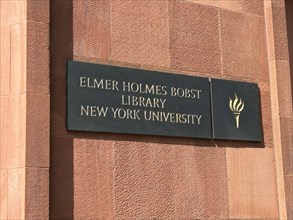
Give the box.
[266,1,293,218]
[279,118,293,176]
[220,9,268,81]
[0,0,50,219]
[285,175,293,220]
[27,0,49,24]
[74,138,114,220]
[111,0,170,67]
[45,0,288,219]
[169,1,221,75]
[188,0,242,12]
[113,140,175,219]
[284,2,293,216]
[286,0,293,93]
[285,0,293,190]
[174,146,229,219]
[258,82,273,147]
[269,60,293,117]
[27,21,50,94]
[226,148,279,219]
[274,116,293,219]
[25,168,49,219]
[243,0,264,16]
[73,0,110,60]
[266,5,290,61]
[271,0,286,8]
[26,93,50,167]
[190,0,264,16]
[271,114,289,219]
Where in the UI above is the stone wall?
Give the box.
[0,1,50,219]
[1,0,292,219]
[49,0,281,219]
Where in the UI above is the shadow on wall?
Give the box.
[286,0,293,106]
[285,1,293,219]
[49,0,74,219]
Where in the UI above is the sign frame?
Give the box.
[66,60,213,139]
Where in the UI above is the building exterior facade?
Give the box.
[1,0,293,219]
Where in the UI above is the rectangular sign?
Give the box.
[67,60,212,138]
[210,78,262,141]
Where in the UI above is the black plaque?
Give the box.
[67,60,212,138]
[210,78,262,141]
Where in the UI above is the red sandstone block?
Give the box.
[7,168,25,219]
[190,0,242,12]
[25,168,49,219]
[286,192,293,219]
[26,93,49,168]
[278,118,293,176]
[288,205,293,220]
[0,26,11,96]
[190,0,264,16]
[269,62,279,116]
[0,170,8,219]
[0,96,21,169]
[73,138,114,220]
[226,148,279,219]
[169,1,221,74]
[113,140,175,219]
[284,175,293,209]
[257,82,273,148]
[73,0,110,59]
[243,0,264,16]
[174,146,229,219]
[264,5,276,61]
[272,6,290,61]
[276,61,293,117]
[270,0,286,9]
[269,60,293,118]
[271,116,293,176]
[10,22,26,95]
[220,10,269,80]
[27,0,49,23]
[0,0,25,26]
[111,0,170,67]
[265,5,289,61]
[27,21,50,94]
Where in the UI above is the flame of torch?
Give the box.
[229,93,245,128]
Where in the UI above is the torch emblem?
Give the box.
[229,93,245,128]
